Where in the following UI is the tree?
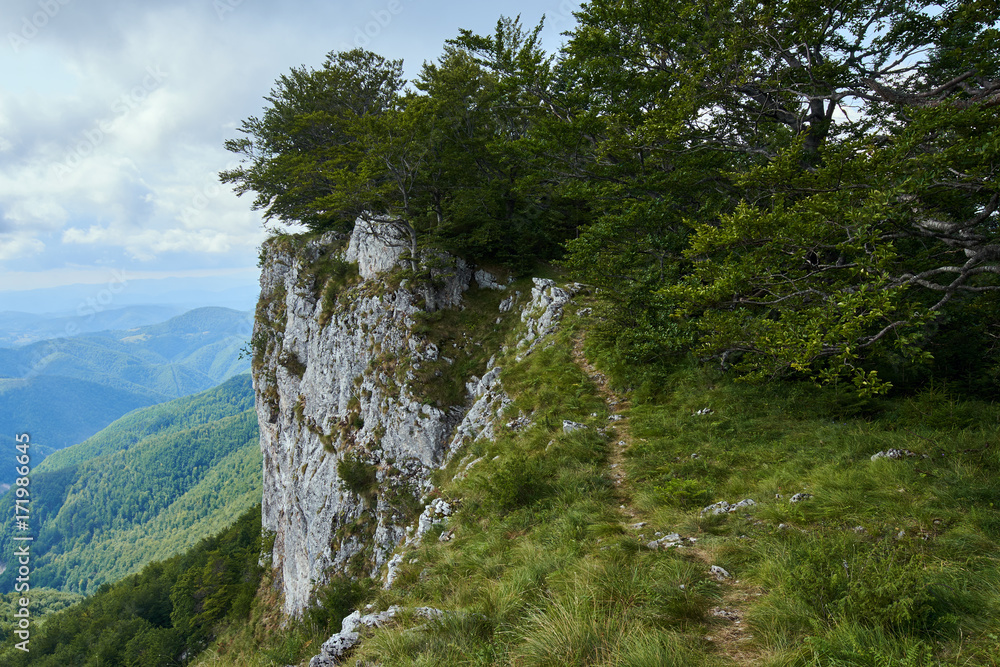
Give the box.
[412,16,583,267]
[561,0,1000,391]
[220,49,405,232]
[224,23,579,271]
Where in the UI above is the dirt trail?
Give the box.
[571,333,763,665]
[570,335,635,511]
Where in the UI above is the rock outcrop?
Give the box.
[254,221,473,617]
[254,218,578,621]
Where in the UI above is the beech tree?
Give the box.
[223,20,577,270]
[562,0,1000,391]
[220,49,406,232]
[223,3,999,392]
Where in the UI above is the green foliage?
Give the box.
[409,280,523,408]
[337,452,378,497]
[171,509,264,649]
[0,588,82,643]
[559,0,1000,394]
[225,18,586,270]
[0,375,261,595]
[278,350,306,377]
[0,307,253,485]
[651,478,712,510]
[778,534,959,635]
[221,49,405,231]
[304,575,374,637]
[0,507,263,667]
[472,452,550,513]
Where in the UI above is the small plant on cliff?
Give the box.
[304,575,374,637]
[337,453,379,498]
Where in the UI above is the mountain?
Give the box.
[0,307,253,485]
[0,305,186,347]
[0,274,259,315]
[0,374,260,595]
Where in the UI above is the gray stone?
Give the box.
[383,553,405,590]
[414,607,446,621]
[256,221,472,616]
[345,216,409,280]
[563,420,587,433]
[702,501,732,516]
[730,499,756,512]
[256,218,579,619]
[701,499,756,516]
[498,292,519,313]
[646,532,695,550]
[790,493,812,503]
[516,279,577,360]
[506,415,531,430]
[309,606,401,666]
[871,448,922,462]
[475,269,507,291]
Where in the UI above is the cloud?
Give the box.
[0,0,579,286]
[3,199,68,230]
[62,225,243,260]
[0,233,45,260]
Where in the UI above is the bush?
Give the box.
[337,453,379,497]
[782,535,963,636]
[304,576,374,635]
[476,453,549,512]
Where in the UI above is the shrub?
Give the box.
[337,453,378,497]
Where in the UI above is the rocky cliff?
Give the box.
[253,219,574,617]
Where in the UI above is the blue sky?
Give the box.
[0,0,580,302]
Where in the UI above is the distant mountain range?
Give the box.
[0,273,259,316]
[0,307,253,485]
[0,374,260,595]
[0,305,188,347]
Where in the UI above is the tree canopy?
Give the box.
[225,2,1000,394]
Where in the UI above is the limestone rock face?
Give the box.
[255,218,577,620]
[345,217,409,280]
[255,219,471,617]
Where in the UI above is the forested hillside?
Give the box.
[0,374,260,595]
[0,307,252,485]
[0,508,263,667]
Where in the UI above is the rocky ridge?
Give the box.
[254,219,576,618]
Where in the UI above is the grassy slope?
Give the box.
[193,285,1000,666]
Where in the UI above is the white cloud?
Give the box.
[3,199,68,230]
[0,233,45,260]
[0,0,578,287]
[62,224,257,261]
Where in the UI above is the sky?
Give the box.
[0,0,581,310]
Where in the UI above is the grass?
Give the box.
[338,320,728,666]
[194,278,1000,665]
[409,278,530,408]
